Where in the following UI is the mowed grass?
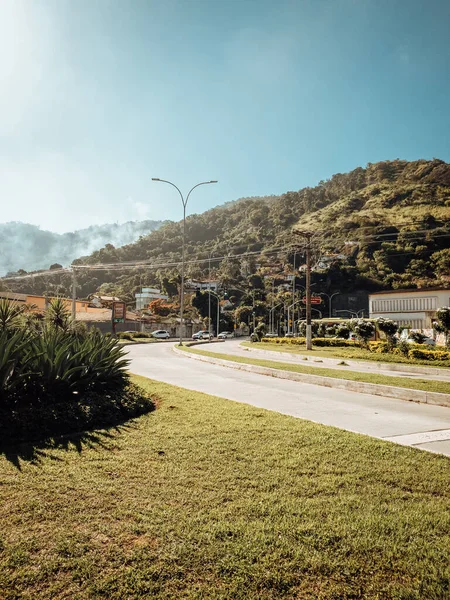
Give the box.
[245,341,450,368]
[184,346,450,395]
[0,376,449,600]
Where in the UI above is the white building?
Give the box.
[135,287,169,311]
[369,288,450,330]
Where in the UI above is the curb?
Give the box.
[240,344,450,378]
[173,346,450,409]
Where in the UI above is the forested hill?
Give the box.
[4,159,450,301]
[0,220,162,276]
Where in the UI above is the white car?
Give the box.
[151,330,170,339]
[192,330,213,340]
[218,331,233,339]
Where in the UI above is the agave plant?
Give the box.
[0,329,34,403]
[0,299,26,333]
[24,327,86,400]
[75,330,130,391]
[45,297,71,331]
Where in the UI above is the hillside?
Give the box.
[3,159,450,303]
[0,220,162,276]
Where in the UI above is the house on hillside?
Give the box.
[89,294,122,308]
[135,288,169,310]
[315,254,346,270]
[185,279,220,292]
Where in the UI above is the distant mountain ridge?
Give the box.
[0,220,162,276]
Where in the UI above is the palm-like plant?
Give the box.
[45,297,71,331]
[0,329,31,402]
[0,299,26,332]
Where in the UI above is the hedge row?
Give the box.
[261,337,357,347]
[117,331,153,340]
[260,337,450,362]
[408,348,450,361]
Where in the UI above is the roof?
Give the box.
[91,295,121,302]
[75,308,142,322]
[370,287,450,296]
[0,291,27,302]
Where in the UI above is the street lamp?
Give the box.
[318,291,341,318]
[206,248,215,340]
[206,290,221,340]
[152,178,218,345]
[269,302,284,335]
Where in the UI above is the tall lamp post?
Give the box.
[152,178,218,345]
[319,291,340,318]
[206,290,221,341]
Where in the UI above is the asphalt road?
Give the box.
[127,342,450,457]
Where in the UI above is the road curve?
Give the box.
[127,342,450,456]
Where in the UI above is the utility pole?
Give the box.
[295,231,314,350]
[208,251,212,340]
[71,269,77,322]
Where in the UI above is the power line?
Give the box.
[1,223,449,282]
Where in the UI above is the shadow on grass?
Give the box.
[0,420,143,471]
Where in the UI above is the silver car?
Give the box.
[152,330,170,339]
[192,330,213,340]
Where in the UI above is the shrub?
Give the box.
[132,331,152,338]
[375,317,398,349]
[433,307,450,348]
[336,324,351,339]
[350,319,376,348]
[368,341,390,354]
[117,332,134,340]
[0,302,139,444]
[313,338,357,347]
[396,340,410,357]
[408,348,450,361]
[409,331,427,344]
[297,321,319,337]
[254,322,266,341]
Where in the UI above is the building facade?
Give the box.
[135,287,169,310]
[369,288,450,330]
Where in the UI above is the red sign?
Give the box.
[302,296,322,305]
[112,302,126,323]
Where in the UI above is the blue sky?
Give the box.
[0,0,449,233]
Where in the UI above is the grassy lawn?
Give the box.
[1,376,449,599]
[183,346,450,395]
[244,342,450,368]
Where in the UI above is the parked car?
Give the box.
[151,330,170,339]
[348,333,357,341]
[192,330,213,340]
[218,331,233,339]
[264,333,278,338]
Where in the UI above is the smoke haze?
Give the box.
[0,220,162,276]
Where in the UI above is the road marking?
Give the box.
[383,429,450,446]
